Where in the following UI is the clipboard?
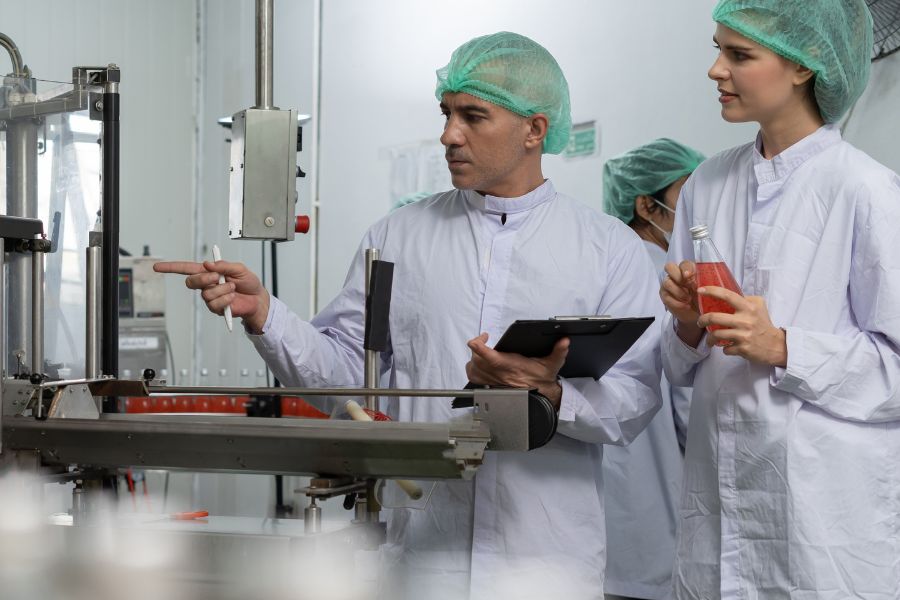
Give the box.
[493,316,655,380]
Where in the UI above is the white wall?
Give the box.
[193,0,315,387]
[0,0,198,378]
[314,0,758,307]
[843,48,900,174]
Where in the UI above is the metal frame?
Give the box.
[1,53,121,385]
[0,215,48,450]
[1,382,536,479]
[3,412,491,479]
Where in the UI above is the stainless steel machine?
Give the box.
[118,254,168,379]
[0,5,558,595]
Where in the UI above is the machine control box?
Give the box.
[118,256,167,377]
[228,108,298,241]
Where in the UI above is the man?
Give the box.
[157,32,662,600]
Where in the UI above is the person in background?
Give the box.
[157,31,663,600]
[659,1,900,596]
[391,190,432,211]
[601,139,705,600]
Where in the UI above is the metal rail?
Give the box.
[2,413,490,479]
[148,385,476,398]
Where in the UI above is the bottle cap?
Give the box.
[690,224,709,240]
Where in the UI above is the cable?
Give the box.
[260,241,272,388]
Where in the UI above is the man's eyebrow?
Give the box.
[439,103,491,116]
[458,104,490,115]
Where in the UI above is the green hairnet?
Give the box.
[602,138,705,224]
[435,32,572,154]
[712,0,873,123]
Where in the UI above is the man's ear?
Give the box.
[524,113,549,150]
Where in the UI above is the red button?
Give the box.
[295,215,310,234]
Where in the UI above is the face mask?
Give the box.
[648,218,672,244]
[653,198,676,215]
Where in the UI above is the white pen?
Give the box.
[212,244,233,332]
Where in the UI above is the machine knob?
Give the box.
[294,215,310,234]
[142,368,156,381]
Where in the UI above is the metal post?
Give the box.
[85,232,102,379]
[5,118,38,373]
[30,246,43,376]
[100,75,120,409]
[71,481,86,525]
[0,239,5,452]
[304,497,321,534]
[363,248,381,523]
[364,248,379,412]
[255,0,274,109]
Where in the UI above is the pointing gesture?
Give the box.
[153,260,271,334]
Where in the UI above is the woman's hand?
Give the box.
[697,286,787,367]
[661,260,704,347]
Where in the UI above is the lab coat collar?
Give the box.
[752,124,842,188]
[465,179,556,215]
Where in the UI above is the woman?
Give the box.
[660,1,900,597]
[601,139,704,600]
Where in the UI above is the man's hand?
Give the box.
[697,286,787,367]
[153,260,270,334]
[660,260,703,347]
[465,333,569,410]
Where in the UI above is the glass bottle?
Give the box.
[691,224,743,343]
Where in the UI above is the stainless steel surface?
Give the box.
[5,119,38,373]
[47,384,100,419]
[0,67,93,121]
[85,234,102,378]
[301,478,365,500]
[255,0,274,109]
[354,496,368,523]
[227,108,298,240]
[0,91,91,121]
[2,413,492,478]
[0,32,27,77]
[118,255,167,377]
[71,483,86,525]
[30,247,43,375]
[364,248,379,412]
[473,388,530,451]
[1,378,35,416]
[304,500,322,534]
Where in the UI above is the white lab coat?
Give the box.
[662,125,900,599]
[602,241,687,600]
[249,180,663,600]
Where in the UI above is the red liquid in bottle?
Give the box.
[696,262,743,343]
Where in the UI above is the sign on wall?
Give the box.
[564,120,599,159]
